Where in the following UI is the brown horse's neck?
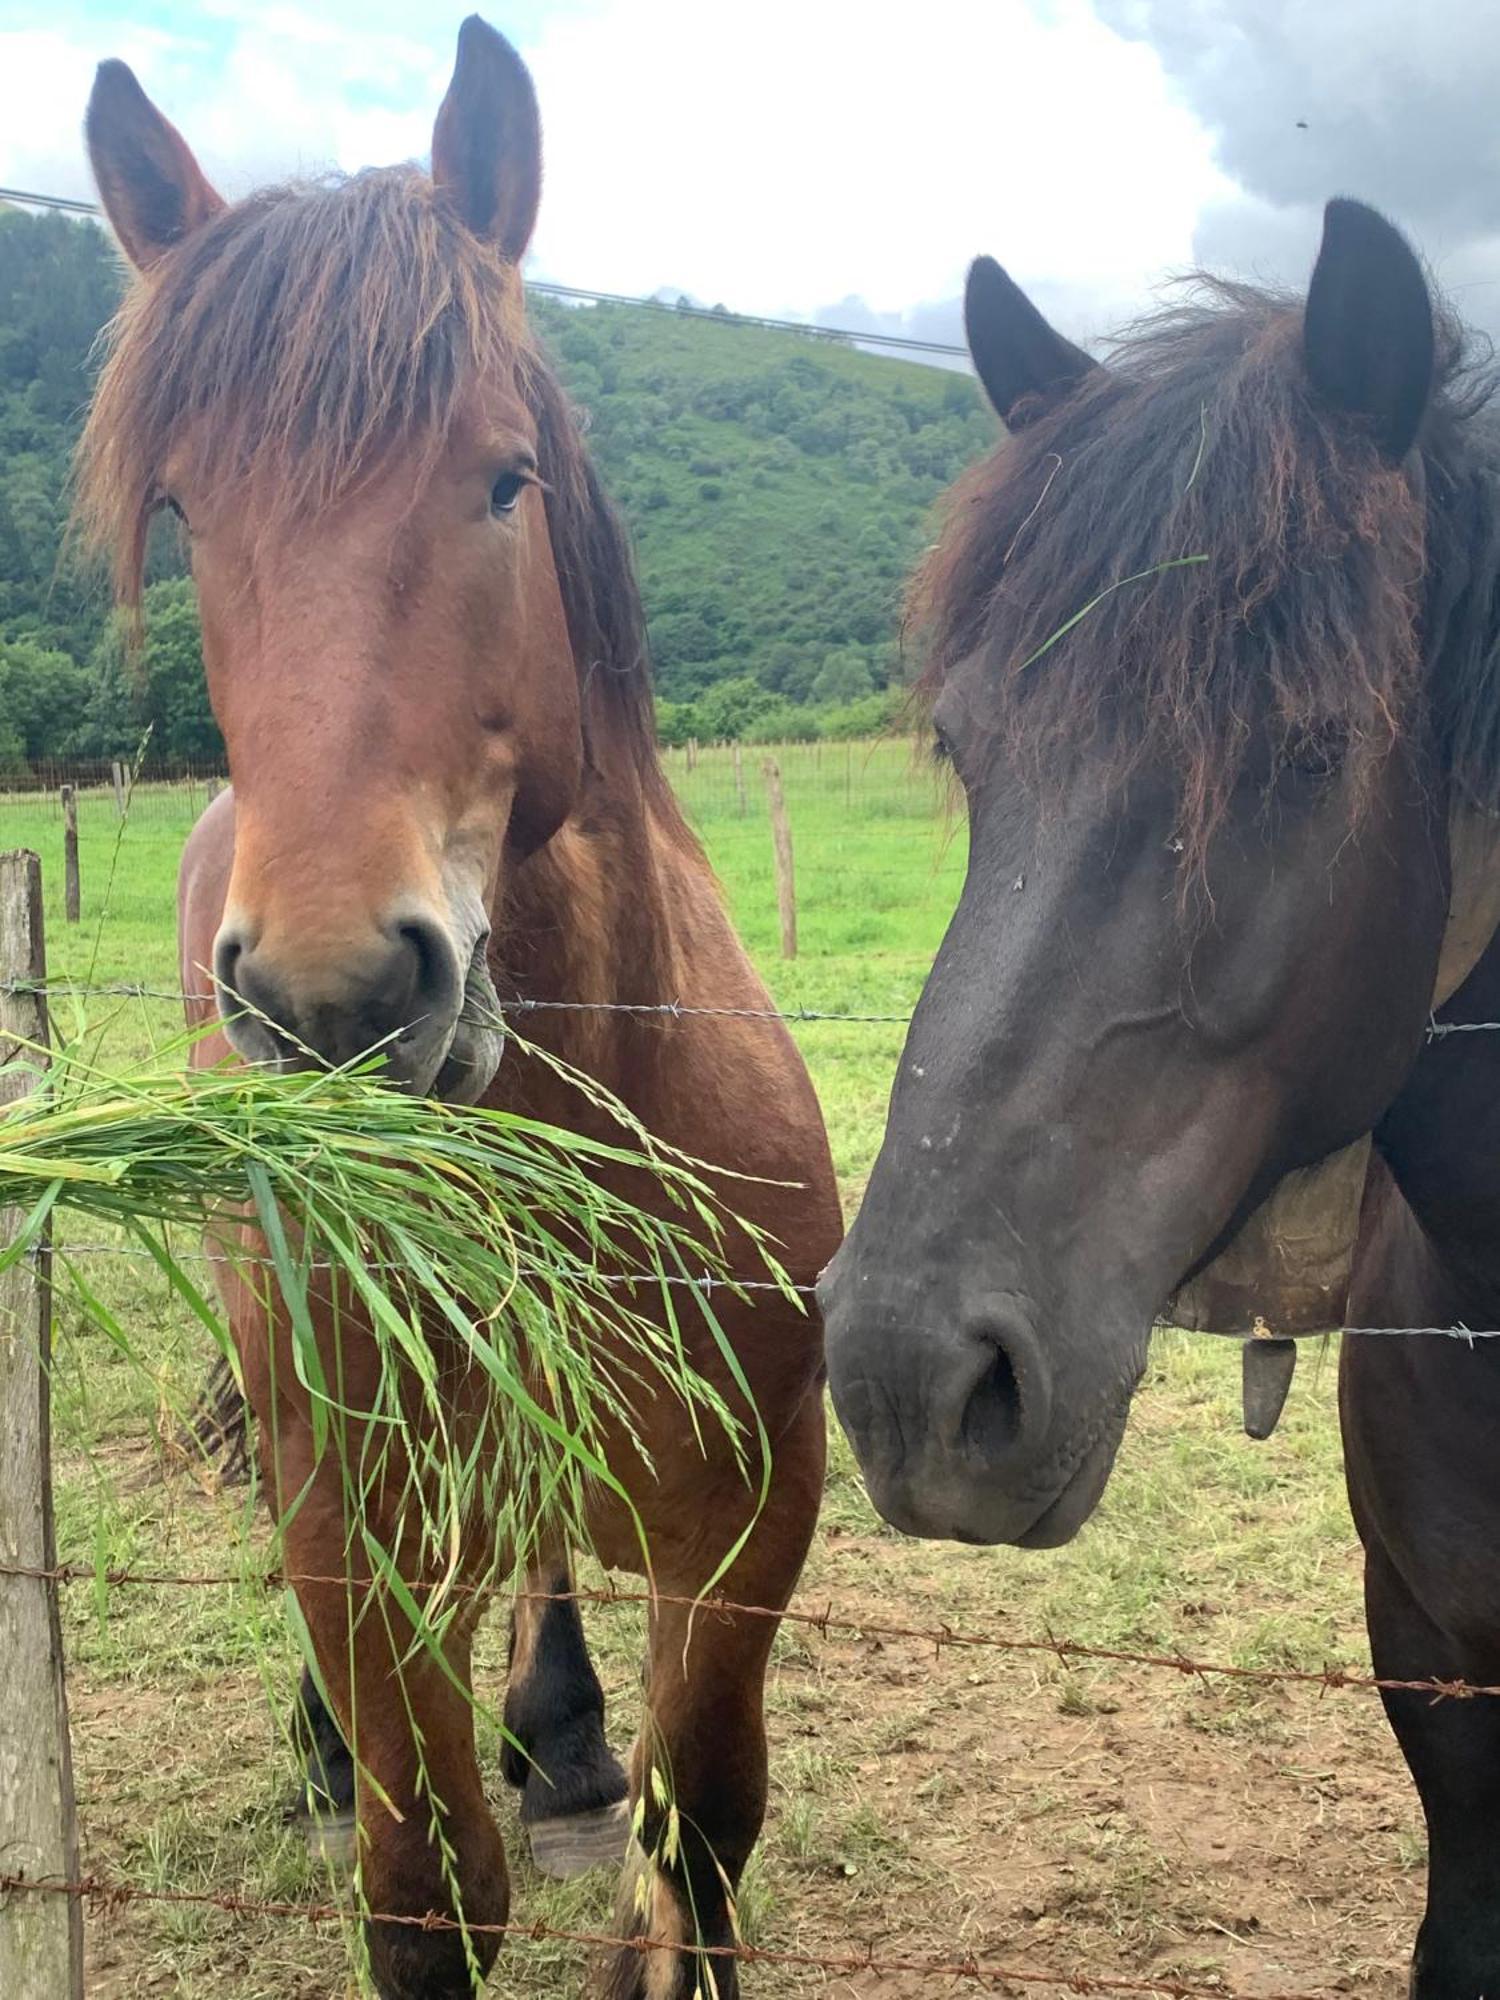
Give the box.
[492,767,698,1106]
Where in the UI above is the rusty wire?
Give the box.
[3,1560,1496,1700]
[0,1867,1338,1998]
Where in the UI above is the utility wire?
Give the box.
[0,184,971,360]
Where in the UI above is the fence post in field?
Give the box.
[732,740,747,816]
[109,761,125,818]
[686,738,698,773]
[59,791,79,926]
[205,778,222,807]
[762,759,797,960]
[0,852,85,2000]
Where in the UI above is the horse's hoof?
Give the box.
[526,1799,631,1878]
[299,1807,357,1871]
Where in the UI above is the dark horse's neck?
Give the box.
[1356,408,1500,1327]
[1358,925,1500,1328]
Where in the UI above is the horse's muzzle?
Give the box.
[212,905,487,1098]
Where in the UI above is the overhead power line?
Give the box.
[0,184,971,361]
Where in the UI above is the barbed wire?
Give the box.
[5,1561,1498,1700]
[49,1238,816,1294]
[9,979,1500,1040]
[1424,1015,1500,1038]
[1,978,913,1026]
[0,1869,1332,2000]
[37,1241,1500,1337]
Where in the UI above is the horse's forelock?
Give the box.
[75,166,525,600]
[912,278,1497,869]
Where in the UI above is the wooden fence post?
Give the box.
[109,760,125,818]
[762,759,797,960]
[732,741,747,817]
[205,778,222,807]
[0,851,84,2000]
[686,738,698,773]
[59,791,79,926]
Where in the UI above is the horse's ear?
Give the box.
[964,256,1097,428]
[431,15,542,263]
[1303,199,1435,463]
[86,60,224,272]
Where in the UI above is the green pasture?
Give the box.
[0,741,1413,1999]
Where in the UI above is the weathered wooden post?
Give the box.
[0,851,85,2000]
[59,791,79,926]
[762,759,797,960]
[109,760,126,818]
[732,740,747,817]
[686,738,698,774]
[205,778,223,807]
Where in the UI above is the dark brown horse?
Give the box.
[820,202,1500,1994]
[80,21,841,1998]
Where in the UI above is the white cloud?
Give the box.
[0,0,1230,339]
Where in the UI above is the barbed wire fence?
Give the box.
[5,847,1500,1997]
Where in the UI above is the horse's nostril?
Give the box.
[393,917,457,1024]
[952,1306,1051,1471]
[959,1340,1024,1462]
[213,929,249,1009]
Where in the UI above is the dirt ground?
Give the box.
[63,1338,1425,2000]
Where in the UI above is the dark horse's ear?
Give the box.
[964,255,1097,428]
[1304,199,1434,463]
[85,59,224,272]
[432,15,542,263]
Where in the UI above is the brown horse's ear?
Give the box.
[432,15,542,263]
[964,255,1097,428]
[1303,199,1434,463]
[85,59,224,272]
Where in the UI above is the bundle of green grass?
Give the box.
[0,1027,780,1605]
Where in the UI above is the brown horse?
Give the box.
[80,20,841,1999]
[820,201,1500,1994]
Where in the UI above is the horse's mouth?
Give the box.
[429,1020,504,1104]
[1009,1419,1127,1548]
[425,953,505,1105]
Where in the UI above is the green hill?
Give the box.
[0,204,994,763]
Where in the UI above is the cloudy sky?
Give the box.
[3,0,1498,356]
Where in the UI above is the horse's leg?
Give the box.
[1344,1320,1500,2000]
[500,1559,630,1877]
[600,1392,825,2000]
[1363,1542,1500,2000]
[281,1495,509,2000]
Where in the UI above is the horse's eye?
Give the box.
[1282,727,1346,782]
[490,470,528,517]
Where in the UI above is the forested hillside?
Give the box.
[0,204,995,766]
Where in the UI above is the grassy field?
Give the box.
[0,742,1421,1999]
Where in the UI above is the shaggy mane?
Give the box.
[912,277,1500,862]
